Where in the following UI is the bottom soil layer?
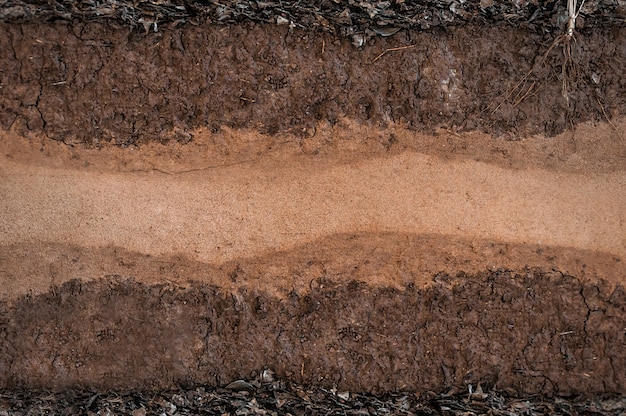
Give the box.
[1,267,625,397]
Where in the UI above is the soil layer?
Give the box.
[1,22,625,144]
[3,382,626,415]
[1,269,626,396]
[2,119,626,396]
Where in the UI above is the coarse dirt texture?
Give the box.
[1,9,626,406]
[1,22,625,145]
[2,377,626,416]
[1,0,625,36]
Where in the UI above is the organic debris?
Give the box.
[2,375,626,415]
[1,0,625,37]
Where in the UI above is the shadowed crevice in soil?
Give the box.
[1,22,624,145]
[1,270,625,396]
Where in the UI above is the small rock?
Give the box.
[373,26,400,37]
[225,380,255,391]
[351,34,365,47]
[261,369,275,383]
[469,383,488,401]
[337,391,350,401]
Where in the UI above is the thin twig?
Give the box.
[372,44,416,63]
[490,0,583,113]
[490,68,534,114]
[490,31,568,114]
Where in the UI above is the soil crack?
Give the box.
[128,158,258,175]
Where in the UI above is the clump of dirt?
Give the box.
[1,270,625,396]
[1,22,625,145]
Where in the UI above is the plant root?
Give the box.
[490,0,586,113]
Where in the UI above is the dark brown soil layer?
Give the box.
[2,269,625,396]
[1,22,625,145]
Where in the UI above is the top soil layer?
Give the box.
[1,21,625,145]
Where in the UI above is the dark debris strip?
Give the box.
[1,375,626,415]
[1,0,625,34]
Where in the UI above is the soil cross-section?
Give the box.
[1,5,626,400]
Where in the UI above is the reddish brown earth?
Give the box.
[1,18,626,399]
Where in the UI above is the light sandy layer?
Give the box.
[1,119,625,298]
[2,147,625,259]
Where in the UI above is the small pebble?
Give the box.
[225,380,255,391]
